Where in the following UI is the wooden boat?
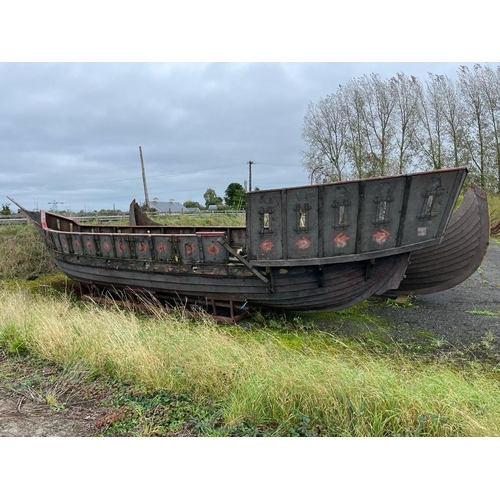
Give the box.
[386,183,490,295]
[129,176,490,300]
[8,167,468,315]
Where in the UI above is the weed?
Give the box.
[480,332,496,351]
[385,296,413,308]
[465,310,497,316]
[0,323,29,355]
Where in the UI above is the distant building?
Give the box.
[149,200,185,213]
[149,200,199,214]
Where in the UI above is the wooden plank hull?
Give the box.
[48,249,410,312]
[387,184,490,295]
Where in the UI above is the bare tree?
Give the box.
[390,72,420,174]
[458,65,490,188]
[360,73,396,176]
[341,79,370,178]
[415,73,448,170]
[475,64,500,192]
[301,92,348,183]
[435,74,467,168]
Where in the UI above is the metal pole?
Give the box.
[139,146,150,208]
[248,160,254,191]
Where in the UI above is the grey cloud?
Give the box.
[1,62,469,212]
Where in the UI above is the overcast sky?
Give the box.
[1,61,484,213]
[1,2,495,213]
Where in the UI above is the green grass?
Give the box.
[0,224,57,279]
[1,287,499,437]
[489,192,500,236]
[138,212,246,227]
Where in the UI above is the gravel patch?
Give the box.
[368,240,500,350]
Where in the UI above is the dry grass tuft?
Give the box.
[2,288,500,436]
[0,224,57,279]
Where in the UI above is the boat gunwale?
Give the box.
[38,209,446,267]
[39,211,230,239]
[252,166,468,194]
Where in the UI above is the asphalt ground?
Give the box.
[365,239,500,351]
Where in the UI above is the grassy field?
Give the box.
[1,199,499,436]
[1,284,500,436]
[490,192,500,235]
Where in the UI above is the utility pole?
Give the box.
[248,160,254,192]
[49,200,64,212]
[139,146,150,209]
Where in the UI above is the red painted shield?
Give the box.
[260,239,274,252]
[295,236,312,250]
[373,228,390,244]
[207,243,219,255]
[184,242,195,255]
[333,232,350,248]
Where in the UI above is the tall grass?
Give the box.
[0,224,57,279]
[1,287,499,436]
[489,192,500,236]
[146,212,246,226]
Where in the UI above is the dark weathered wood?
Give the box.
[386,184,490,295]
[129,199,160,226]
[49,251,411,312]
[246,167,468,266]
[6,167,484,313]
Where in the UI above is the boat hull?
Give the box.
[48,249,410,312]
[387,184,490,295]
[7,167,475,314]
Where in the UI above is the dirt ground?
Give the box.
[0,355,112,437]
[1,241,499,437]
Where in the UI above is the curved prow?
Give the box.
[386,184,490,296]
[6,196,42,226]
[129,199,161,226]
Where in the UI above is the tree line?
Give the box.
[183,182,249,210]
[302,63,500,193]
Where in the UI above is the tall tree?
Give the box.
[390,73,420,174]
[203,188,222,208]
[436,74,467,168]
[301,92,348,182]
[224,182,246,209]
[458,65,490,188]
[416,74,448,170]
[341,79,370,178]
[360,73,396,176]
[476,64,500,192]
